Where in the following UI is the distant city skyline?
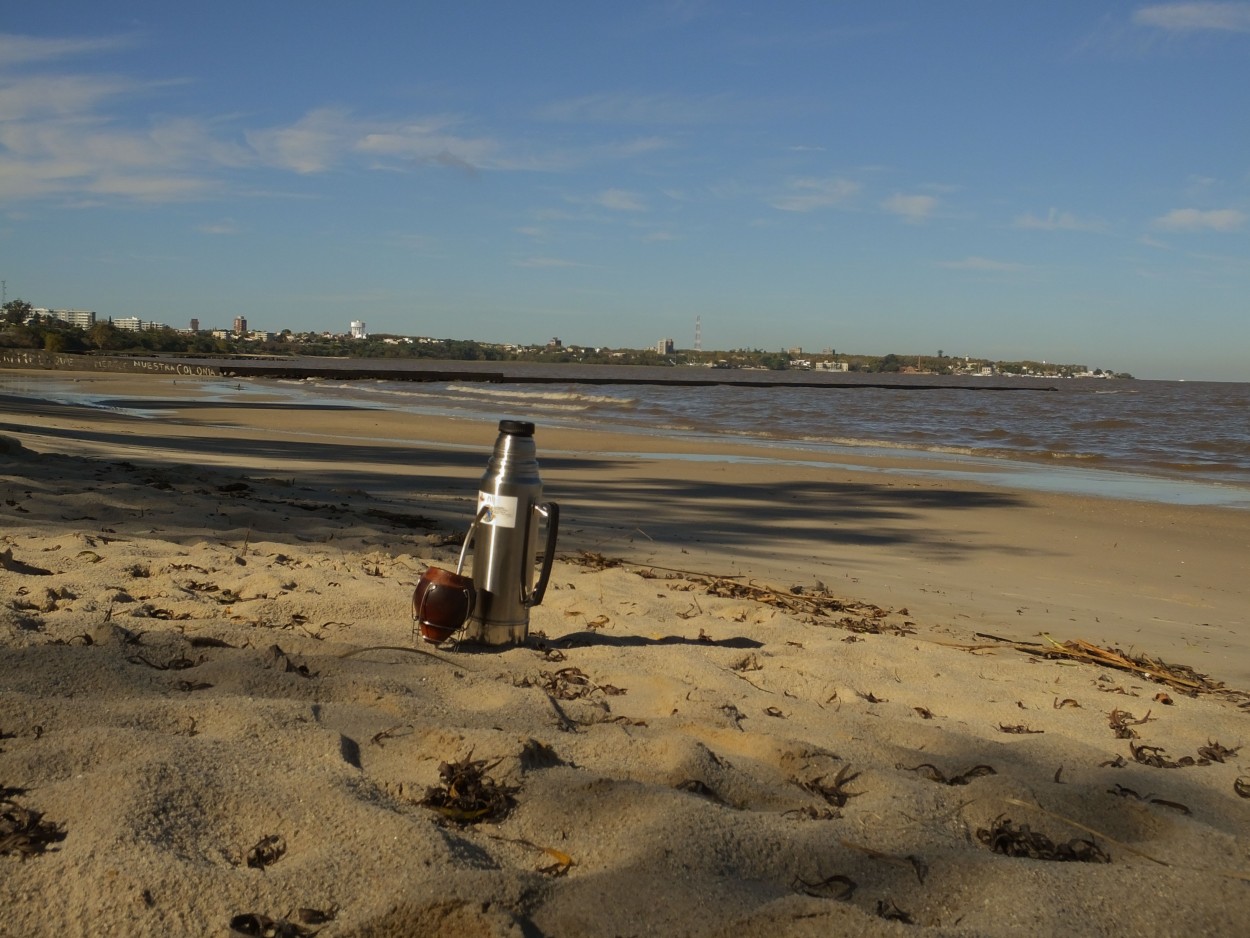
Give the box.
[18,303,1133,375]
[2,3,1248,381]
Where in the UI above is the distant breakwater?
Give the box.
[1,350,1057,392]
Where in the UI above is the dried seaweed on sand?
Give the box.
[977,816,1110,863]
[898,763,996,786]
[794,764,861,809]
[419,752,518,824]
[566,552,915,634]
[958,634,1248,701]
[1,795,66,859]
[245,834,286,870]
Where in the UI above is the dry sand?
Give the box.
[2,370,1249,936]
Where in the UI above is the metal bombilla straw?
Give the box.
[456,505,491,576]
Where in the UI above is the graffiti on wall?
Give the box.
[0,349,222,377]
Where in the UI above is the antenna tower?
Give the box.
[694,315,702,352]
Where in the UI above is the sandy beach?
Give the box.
[3,370,1249,936]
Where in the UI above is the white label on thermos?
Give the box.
[477,491,519,528]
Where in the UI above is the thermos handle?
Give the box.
[525,501,560,608]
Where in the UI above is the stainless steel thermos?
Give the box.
[461,420,559,645]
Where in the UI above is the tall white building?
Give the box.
[111,316,168,332]
[350,320,368,339]
[37,308,96,328]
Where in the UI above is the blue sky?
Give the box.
[2,2,1247,380]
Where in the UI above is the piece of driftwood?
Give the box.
[952,634,1248,702]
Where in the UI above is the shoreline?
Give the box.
[6,370,1250,511]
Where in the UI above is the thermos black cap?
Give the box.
[498,420,535,435]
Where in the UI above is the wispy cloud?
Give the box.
[1079,3,1250,54]
[0,32,552,206]
[0,93,230,202]
[937,256,1028,272]
[1184,173,1219,192]
[0,73,160,121]
[1133,3,1250,33]
[3,27,696,212]
[87,174,213,201]
[771,176,860,212]
[882,193,937,224]
[590,136,674,160]
[0,32,138,65]
[429,149,479,175]
[245,108,351,174]
[197,219,241,235]
[595,188,647,211]
[1152,207,1246,231]
[1013,208,1106,232]
[245,107,507,175]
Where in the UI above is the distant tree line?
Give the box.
[2,301,233,356]
[0,300,1131,378]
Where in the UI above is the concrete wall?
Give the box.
[0,349,224,377]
